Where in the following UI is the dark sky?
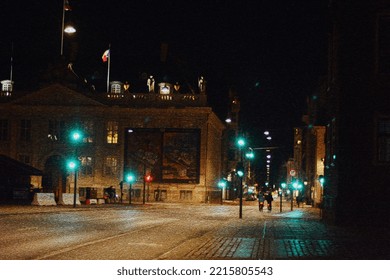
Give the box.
[1,0,328,174]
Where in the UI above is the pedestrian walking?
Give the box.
[257,192,265,211]
[296,195,301,208]
[265,192,273,211]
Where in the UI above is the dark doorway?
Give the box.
[42,155,67,201]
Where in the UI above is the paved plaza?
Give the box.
[0,201,389,260]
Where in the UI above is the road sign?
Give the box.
[290,169,296,177]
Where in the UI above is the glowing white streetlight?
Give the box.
[64,25,76,34]
[61,0,76,56]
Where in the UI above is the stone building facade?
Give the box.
[294,125,326,207]
[0,82,225,204]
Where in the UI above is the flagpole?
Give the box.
[61,0,65,56]
[106,45,111,93]
[10,42,14,82]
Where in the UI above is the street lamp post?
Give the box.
[236,137,246,219]
[61,0,76,56]
[125,173,135,204]
[143,164,146,205]
[73,165,78,207]
[279,188,282,212]
[145,175,152,203]
[69,129,83,208]
[129,182,132,205]
[218,179,227,205]
[238,165,244,218]
[245,148,254,185]
[119,181,123,203]
[318,175,325,218]
[67,160,78,208]
[280,182,287,212]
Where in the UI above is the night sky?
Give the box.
[1,0,328,176]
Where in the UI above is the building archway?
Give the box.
[42,155,67,201]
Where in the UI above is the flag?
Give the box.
[102,49,110,62]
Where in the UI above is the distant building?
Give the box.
[293,124,326,207]
[222,88,241,200]
[0,77,225,204]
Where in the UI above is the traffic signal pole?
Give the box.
[129,183,132,204]
[236,137,246,219]
[143,164,146,205]
[239,156,243,219]
[73,168,77,208]
[239,175,243,219]
[280,191,282,212]
[291,188,294,211]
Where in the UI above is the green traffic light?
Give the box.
[281,182,287,188]
[70,129,83,143]
[237,137,246,148]
[245,150,254,159]
[125,173,135,183]
[319,175,325,185]
[67,159,78,170]
[236,161,244,177]
[218,180,227,188]
[72,132,81,141]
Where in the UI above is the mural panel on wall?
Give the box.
[125,129,200,183]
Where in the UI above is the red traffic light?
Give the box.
[145,175,153,182]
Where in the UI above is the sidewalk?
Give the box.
[178,202,390,260]
[252,203,390,260]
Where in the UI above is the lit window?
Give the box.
[107,121,118,144]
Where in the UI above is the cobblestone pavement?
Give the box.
[166,203,390,260]
[1,202,389,260]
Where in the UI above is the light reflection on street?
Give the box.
[1,203,387,259]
